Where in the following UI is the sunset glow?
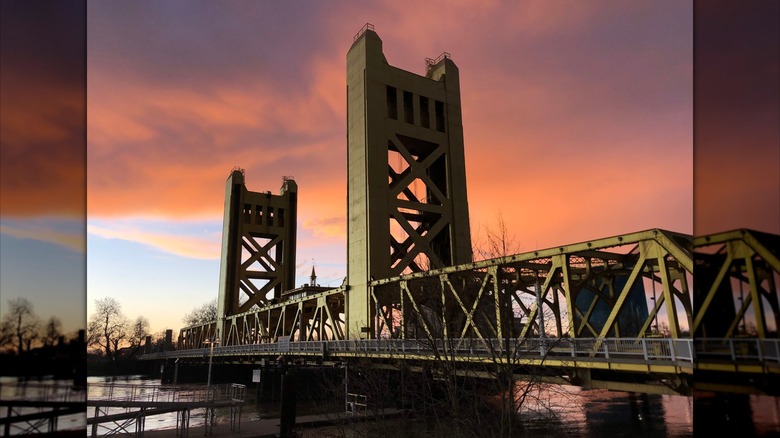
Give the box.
[81,2,696,333]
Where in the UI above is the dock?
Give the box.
[87,382,246,437]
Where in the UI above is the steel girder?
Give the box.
[177,321,217,350]
[178,229,692,350]
[693,229,780,339]
[388,135,454,274]
[371,228,693,344]
[179,288,347,348]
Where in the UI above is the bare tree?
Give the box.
[148,328,175,352]
[395,213,575,436]
[41,316,62,347]
[182,299,217,326]
[129,316,150,353]
[473,212,521,261]
[1,297,41,354]
[0,318,14,352]
[87,297,128,359]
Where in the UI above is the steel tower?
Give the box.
[346,26,473,337]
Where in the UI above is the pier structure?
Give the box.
[86,383,246,437]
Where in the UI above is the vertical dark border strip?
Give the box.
[693,1,780,435]
[0,0,87,432]
[693,0,780,236]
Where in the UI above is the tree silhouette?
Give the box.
[182,299,217,326]
[1,297,41,354]
[87,296,128,359]
[41,316,62,347]
[129,315,150,354]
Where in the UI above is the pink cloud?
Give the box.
[1,221,85,253]
[87,223,221,260]
[302,216,346,239]
[86,2,694,256]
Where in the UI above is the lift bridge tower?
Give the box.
[215,169,298,339]
[346,25,473,337]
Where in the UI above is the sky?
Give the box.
[692,0,780,234]
[1,2,86,336]
[1,2,777,339]
[84,1,694,334]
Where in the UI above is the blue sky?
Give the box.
[1,218,85,334]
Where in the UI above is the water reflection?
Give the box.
[0,376,86,435]
[694,392,780,437]
[508,383,692,437]
[81,376,780,437]
[84,376,695,436]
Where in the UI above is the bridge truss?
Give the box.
[178,229,693,349]
[692,229,780,393]
[178,228,691,347]
[166,228,780,395]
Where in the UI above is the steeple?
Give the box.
[310,264,317,287]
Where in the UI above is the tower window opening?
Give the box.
[386,85,397,120]
[420,96,430,129]
[243,204,252,223]
[403,91,414,124]
[435,100,445,132]
[268,207,275,226]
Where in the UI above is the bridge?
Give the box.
[141,25,780,399]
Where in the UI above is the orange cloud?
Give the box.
[85,2,694,256]
[87,59,347,220]
[1,72,85,217]
[302,216,346,239]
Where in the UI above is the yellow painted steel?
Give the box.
[693,229,780,339]
[178,229,696,361]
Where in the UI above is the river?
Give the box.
[0,376,86,435]
[11,375,761,437]
[84,375,697,437]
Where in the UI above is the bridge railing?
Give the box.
[694,338,780,364]
[142,337,694,365]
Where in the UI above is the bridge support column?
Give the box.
[279,371,297,438]
[570,368,592,387]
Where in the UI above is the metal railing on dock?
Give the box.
[0,381,86,435]
[87,382,246,437]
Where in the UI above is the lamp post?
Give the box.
[204,334,220,397]
[535,272,546,356]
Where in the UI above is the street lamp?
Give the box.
[204,333,220,396]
